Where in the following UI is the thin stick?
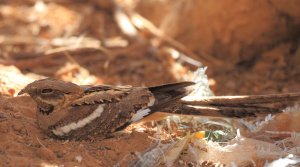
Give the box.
[130,14,223,67]
[36,136,47,149]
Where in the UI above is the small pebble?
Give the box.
[75,155,83,163]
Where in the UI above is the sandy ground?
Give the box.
[0,0,299,166]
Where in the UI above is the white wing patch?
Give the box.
[148,96,155,106]
[131,108,151,122]
[52,104,104,136]
[130,96,156,122]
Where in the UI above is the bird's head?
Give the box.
[18,78,84,130]
[19,78,84,112]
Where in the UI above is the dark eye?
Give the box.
[41,89,53,94]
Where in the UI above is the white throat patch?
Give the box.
[52,104,104,136]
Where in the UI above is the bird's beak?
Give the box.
[18,86,35,96]
[18,88,28,96]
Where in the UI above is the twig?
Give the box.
[45,46,112,57]
[36,136,47,149]
[130,14,223,67]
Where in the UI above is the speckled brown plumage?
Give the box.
[18,78,194,139]
[18,78,300,140]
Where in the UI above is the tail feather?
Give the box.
[173,105,281,118]
[148,82,195,111]
[148,82,195,93]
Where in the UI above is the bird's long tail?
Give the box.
[145,82,300,119]
[168,93,300,118]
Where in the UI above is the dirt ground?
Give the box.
[0,0,300,166]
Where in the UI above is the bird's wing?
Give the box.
[72,85,133,106]
[65,85,154,134]
[72,82,195,122]
[72,84,155,123]
[81,84,133,93]
[52,85,150,137]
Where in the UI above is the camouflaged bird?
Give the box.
[19,78,300,140]
[18,78,195,139]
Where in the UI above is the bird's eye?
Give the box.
[41,88,53,94]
